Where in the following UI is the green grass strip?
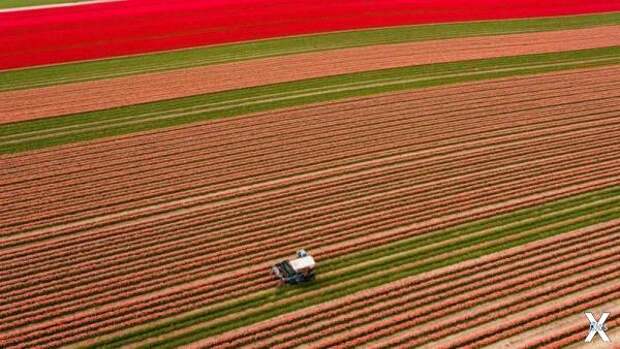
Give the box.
[1,12,618,91]
[88,185,620,348]
[2,47,619,154]
[0,0,89,9]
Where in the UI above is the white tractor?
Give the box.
[271,249,316,285]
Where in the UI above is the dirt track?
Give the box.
[1,68,620,347]
[0,25,619,124]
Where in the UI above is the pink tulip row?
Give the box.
[6,108,527,229]
[2,116,616,342]
[8,77,514,172]
[9,160,616,328]
[6,170,620,346]
[538,317,619,349]
[5,72,586,187]
[6,99,517,209]
[3,164,616,340]
[193,222,620,348]
[2,276,271,348]
[4,132,584,283]
[311,244,620,348]
[4,152,604,302]
[3,91,612,235]
[6,226,600,346]
[5,68,605,174]
[379,264,620,348]
[266,233,620,348]
[10,201,618,347]
[5,116,457,223]
[4,104,616,258]
[431,281,620,349]
[266,251,614,349]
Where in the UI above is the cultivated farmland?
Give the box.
[1,2,619,348]
[2,66,620,347]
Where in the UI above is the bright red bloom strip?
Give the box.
[0,0,619,69]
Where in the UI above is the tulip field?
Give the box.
[0,1,619,348]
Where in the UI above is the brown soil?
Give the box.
[0,25,618,124]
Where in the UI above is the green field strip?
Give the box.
[86,186,620,348]
[3,48,617,139]
[1,12,618,91]
[2,47,619,154]
[0,0,89,9]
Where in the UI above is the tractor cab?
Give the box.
[271,249,316,285]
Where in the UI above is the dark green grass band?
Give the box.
[2,47,619,154]
[0,12,618,91]
[85,186,620,348]
[0,0,89,9]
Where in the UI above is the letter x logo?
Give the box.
[585,312,610,343]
